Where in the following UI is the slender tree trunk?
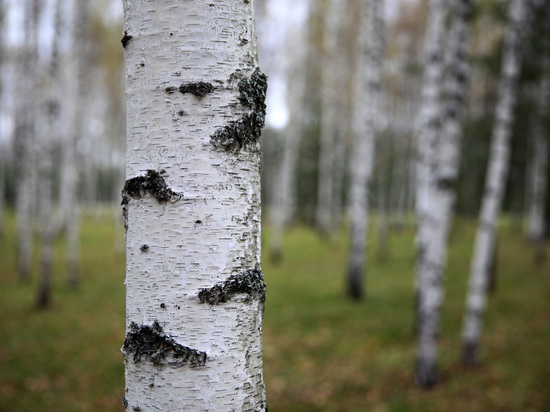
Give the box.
[376,138,390,262]
[347,0,384,299]
[36,0,65,309]
[122,1,267,410]
[316,0,348,235]
[413,0,447,387]
[0,0,5,239]
[15,0,40,281]
[60,0,90,288]
[462,0,526,366]
[526,45,550,264]
[269,0,309,263]
[415,0,474,388]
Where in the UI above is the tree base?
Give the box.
[462,341,480,366]
[415,360,438,389]
[346,264,363,301]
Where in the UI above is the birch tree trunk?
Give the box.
[316,0,348,235]
[15,0,40,281]
[0,0,5,239]
[269,0,309,262]
[347,0,384,299]
[415,0,474,386]
[526,46,550,263]
[122,1,267,410]
[412,0,447,387]
[36,0,64,308]
[462,0,526,366]
[59,0,91,288]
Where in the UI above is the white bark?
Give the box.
[0,0,5,239]
[316,0,348,235]
[60,0,90,287]
[268,0,310,262]
[347,0,383,299]
[412,0,447,387]
[122,1,267,410]
[15,0,40,281]
[415,0,474,386]
[36,0,59,308]
[462,0,526,366]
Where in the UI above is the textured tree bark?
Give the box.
[415,0,474,386]
[347,0,384,300]
[462,0,526,366]
[122,1,267,410]
[413,0,447,388]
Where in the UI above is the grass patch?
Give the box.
[0,211,549,411]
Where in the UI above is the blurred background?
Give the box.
[0,0,549,410]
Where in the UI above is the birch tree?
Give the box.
[347,0,384,299]
[316,0,348,235]
[526,40,550,263]
[121,1,267,410]
[412,0,447,387]
[15,0,40,281]
[58,0,91,288]
[462,0,526,366]
[270,0,310,262]
[413,0,474,386]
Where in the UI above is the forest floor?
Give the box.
[0,210,549,411]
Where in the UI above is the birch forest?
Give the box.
[0,0,549,410]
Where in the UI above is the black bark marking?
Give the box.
[179,82,214,97]
[140,244,149,253]
[121,31,133,48]
[121,170,182,231]
[436,177,456,190]
[211,68,267,152]
[123,398,128,408]
[198,267,266,305]
[122,321,207,367]
[165,86,178,94]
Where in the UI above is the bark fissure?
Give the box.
[122,321,207,368]
[210,68,267,152]
[198,268,266,305]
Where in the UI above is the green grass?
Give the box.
[1,211,549,411]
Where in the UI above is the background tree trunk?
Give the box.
[316,0,348,236]
[268,0,310,263]
[462,0,526,366]
[526,41,550,264]
[347,0,384,300]
[122,1,267,410]
[15,0,40,281]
